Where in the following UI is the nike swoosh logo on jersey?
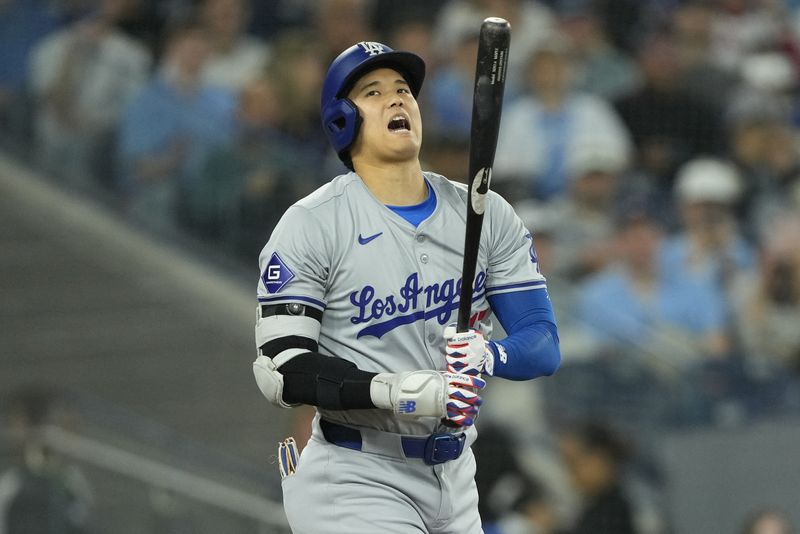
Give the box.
[358,232,383,245]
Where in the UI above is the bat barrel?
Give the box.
[456,17,511,332]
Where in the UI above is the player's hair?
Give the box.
[320,42,425,171]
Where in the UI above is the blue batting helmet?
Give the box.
[320,41,425,169]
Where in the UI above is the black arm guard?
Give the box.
[279,352,376,410]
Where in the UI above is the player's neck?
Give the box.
[355,160,427,206]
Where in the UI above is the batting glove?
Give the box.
[370,371,485,428]
[444,323,495,377]
[444,372,485,427]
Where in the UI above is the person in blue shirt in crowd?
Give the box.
[578,196,730,359]
[660,157,756,291]
[117,19,236,230]
[575,194,732,423]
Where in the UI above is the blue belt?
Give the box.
[319,419,467,466]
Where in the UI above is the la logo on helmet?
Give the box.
[359,42,386,56]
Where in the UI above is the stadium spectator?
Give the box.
[191,75,319,257]
[565,198,731,424]
[425,27,479,143]
[722,0,800,128]
[0,0,60,151]
[671,2,740,116]
[731,212,800,407]
[494,35,632,201]
[726,94,800,240]
[556,2,641,100]
[614,30,724,194]
[708,0,790,73]
[0,387,93,534]
[433,0,555,97]
[266,30,330,178]
[660,158,756,292]
[545,143,628,283]
[187,75,279,240]
[660,158,758,414]
[558,421,636,534]
[578,194,727,363]
[473,425,559,534]
[117,21,236,231]
[199,0,270,92]
[28,0,151,188]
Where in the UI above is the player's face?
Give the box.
[347,67,422,166]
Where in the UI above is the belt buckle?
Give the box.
[423,432,466,465]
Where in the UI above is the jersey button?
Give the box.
[427,333,436,343]
[416,235,425,243]
[420,253,429,264]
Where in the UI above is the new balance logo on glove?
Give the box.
[398,400,417,414]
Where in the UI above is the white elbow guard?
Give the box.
[370,371,447,418]
[253,355,296,409]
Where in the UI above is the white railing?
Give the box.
[39,425,289,530]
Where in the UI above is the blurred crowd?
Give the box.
[3,0,800,533]
[0,388,92,534]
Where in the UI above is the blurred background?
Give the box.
[1,0,800,533]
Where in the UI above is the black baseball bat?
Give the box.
[456,17,511,333]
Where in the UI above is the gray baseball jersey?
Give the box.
[256,170,546,435]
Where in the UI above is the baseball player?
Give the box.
[253,41,561,534]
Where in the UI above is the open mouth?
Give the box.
[387,115,410,132]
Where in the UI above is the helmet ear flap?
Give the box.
[322,98,362,162]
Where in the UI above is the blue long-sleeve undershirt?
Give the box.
[486,288,561,380]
